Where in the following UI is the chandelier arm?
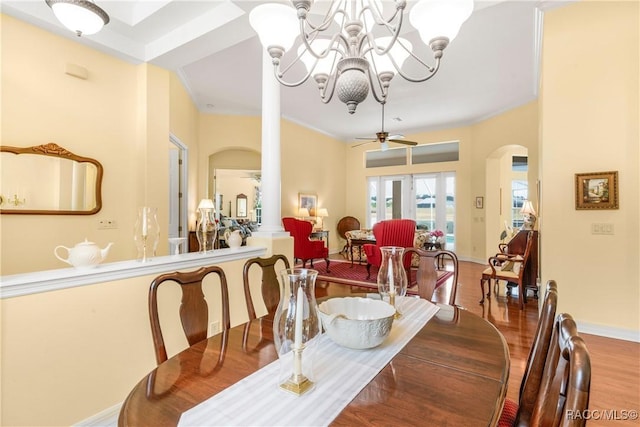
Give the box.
[392,57,442,83]
[272,66,315,88]
[318,73,338,104]
[299,0,344,33]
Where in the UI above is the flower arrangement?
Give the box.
[429,230,444,238]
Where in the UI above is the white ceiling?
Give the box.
[2,0,546,143]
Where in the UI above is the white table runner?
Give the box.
[179,297,439,427]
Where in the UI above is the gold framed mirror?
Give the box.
[0,143,103,215]
[236,193,247,218]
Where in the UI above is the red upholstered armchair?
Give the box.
[282,217,330,272]
[363,219,416,279]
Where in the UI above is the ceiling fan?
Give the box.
[352,103,419,151]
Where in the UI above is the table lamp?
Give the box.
[316,208,328,230]
[520,200,537,230]
[299,208,310,220]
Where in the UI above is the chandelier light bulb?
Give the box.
[409,0,473,45]
[249,4,299,54]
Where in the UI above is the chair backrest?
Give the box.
[148,265,230,365]
[373,219,416,248]
[516,280,559,425]
[530,313,591,427]
[243,254,291,322]
[404,247,458,305]
[283,217,313,252]
[517,230,535,278]
[336,216,360,240]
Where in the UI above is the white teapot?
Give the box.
[54,238,113,269]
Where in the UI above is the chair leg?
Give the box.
[518,282,525,310]
[479,278,486,304]
[324,258,330,273]
[366,263,372,279]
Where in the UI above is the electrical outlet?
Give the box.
[98,219,118,229]
[208,321,221,337]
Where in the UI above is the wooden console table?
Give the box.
[310,229,329,250]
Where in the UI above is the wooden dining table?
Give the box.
[119,302,509,426]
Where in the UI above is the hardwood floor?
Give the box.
[324,255,640,426]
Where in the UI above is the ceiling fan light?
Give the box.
[250,4,299,52]
[380,141,389,151]
[410,0,473,44]
[46,0,109,37]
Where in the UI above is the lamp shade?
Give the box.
[198,199,215,210]
[299,208,310,217]
[520,200,536,215]
[409,0,473,44]
[46,0,110,36]
[317,208,329,217]
[249,3,298,51]
[298,38,338,76]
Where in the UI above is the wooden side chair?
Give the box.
[404,247,459,306]
[497,280,559,427]
[148,266,230,365]
[529,313,591,427]
[242,254,290,322]
[242,255,290,352]
[480,230,535,309]
[336,216,360,256]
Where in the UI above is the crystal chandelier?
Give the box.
[46,0,110,37]
[250,0,473,114]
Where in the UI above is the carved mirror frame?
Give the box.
[236,193,247,218]
[0,143,103,215]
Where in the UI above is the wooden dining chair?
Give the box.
[242,255,290,352]
[148,265,230,365]
[497,280,558,427]
[403,248,459,306]
[242,254,290,322]
[480,230,535,309]
[529,313,591,427]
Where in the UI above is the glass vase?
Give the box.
[195,207,217,253]
[134,207,160,262]
[377,246,408,318]
[273,268,320,396]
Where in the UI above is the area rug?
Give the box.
[300,259,453,296]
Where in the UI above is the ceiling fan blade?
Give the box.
[388,139,418,146]
[355,137,376,140]
[388,134,405,140]
[351,140,375,148]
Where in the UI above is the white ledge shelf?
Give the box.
[0,246,266,299]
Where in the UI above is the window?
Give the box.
[512,180,528,228]
[367,172,456,250]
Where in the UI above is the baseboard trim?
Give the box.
[73,402,121,427]
[576,321,640,343]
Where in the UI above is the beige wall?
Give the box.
[0,16,187,275]
[540,1,639,334]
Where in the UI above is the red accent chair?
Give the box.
[282,217,330,272]
[363,219,416,279]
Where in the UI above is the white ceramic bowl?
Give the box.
[318,297,395,349]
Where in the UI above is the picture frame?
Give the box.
[475,196,484,209]
[575,171,619,210]
[298,193,317,216]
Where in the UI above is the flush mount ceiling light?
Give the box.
[249,0,473,114]
[46,0,110,37]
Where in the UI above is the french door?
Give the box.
[367,172,456,249]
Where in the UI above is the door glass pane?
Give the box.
[445,174,456,251]
[368,179,377,225]
[414,176,436,230]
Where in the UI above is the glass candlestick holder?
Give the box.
[377,246,408,319]
[273,268,320,396]
[195,199,217,253]
[134,207,159,262]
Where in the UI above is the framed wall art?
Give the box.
[475,196,484,209]
[575,171,619,210]
[298,193,317,216]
